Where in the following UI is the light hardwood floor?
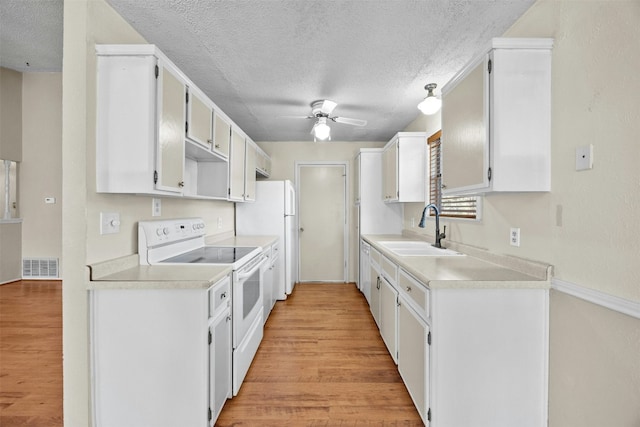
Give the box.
[0,281,421,426]
[216,283,423,426]
[0,280,63,427]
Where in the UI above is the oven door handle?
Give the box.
[236,255,267,280]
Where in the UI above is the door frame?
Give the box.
[294,161,349,283]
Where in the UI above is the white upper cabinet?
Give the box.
[244,139,257,202]
[212,111,231,159]
[95,45,270,201]
[441,38,553,195]
[96,46,186,195]
[228,128,246,201]
[382,132,427,203]
[186,86,214,149]
[157,64,187,193]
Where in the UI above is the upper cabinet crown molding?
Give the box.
[441,38,553,196]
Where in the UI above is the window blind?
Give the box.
[428,132,477,219]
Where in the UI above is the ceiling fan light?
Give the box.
[313,118,331,141]
[418,83,442,115]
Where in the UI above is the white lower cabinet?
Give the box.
[365,245,549,427]
[369,248,381,328]
[209,304,232,426]
[398,294,429,423]
[90,275,232,427]
[379,276,398,364]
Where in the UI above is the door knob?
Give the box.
[300,227,304,232]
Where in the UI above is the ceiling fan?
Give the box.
[285,100,367,141]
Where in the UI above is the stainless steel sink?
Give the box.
[377,241,464,257]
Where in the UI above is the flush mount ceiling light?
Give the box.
[417,83,442,115]
[312,117,331,141]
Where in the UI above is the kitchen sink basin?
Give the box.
[377,241,464,257]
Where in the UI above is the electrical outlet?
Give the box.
[152,198,161,217]
[510,228,521,247]
[411,217,415,228]
[217,217,223,229]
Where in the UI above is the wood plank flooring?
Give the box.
[216,283,423,426]
[0,280,63,427]
[0,281,421,426]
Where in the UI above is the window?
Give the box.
[428,131,477,219]
[1,159,19,220]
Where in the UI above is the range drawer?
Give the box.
[209,275,231,318]
[398,269,429,319]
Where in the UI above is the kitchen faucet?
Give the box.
[419,203,446,248]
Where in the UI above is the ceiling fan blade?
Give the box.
[320,100,337,115]
[332,116,367,127]
[278,115,314,120]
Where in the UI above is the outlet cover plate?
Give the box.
[510,227,521,247]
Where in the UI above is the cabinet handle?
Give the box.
[406,286,412,292]
[226,315,231,322]
[442,183,447,189]
[207,139,213,146]
[215,144,220,148]
[178,181,185,188]
[220,292,227,299]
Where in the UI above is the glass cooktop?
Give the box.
[160,246,258,264]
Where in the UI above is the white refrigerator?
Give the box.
[236,180,297,300]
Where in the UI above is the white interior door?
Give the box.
[297,163,347,282]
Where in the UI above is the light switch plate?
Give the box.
[100,212,121,235]
[576,145,593,171]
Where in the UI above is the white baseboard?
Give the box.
[552,278,640,320]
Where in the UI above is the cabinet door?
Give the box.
[156,63,186,193]
[187,88,213,148]
[210,309,232,426]
[382,141,398,202]
[398,296,429,423]
[213,112,231,158]
[229,129,246,200]
[244,141,257,202]
[370,267,381,328]
[379,277,398,363]
[441,57,489,193]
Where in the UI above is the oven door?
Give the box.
[232,254,266,348]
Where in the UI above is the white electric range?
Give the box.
[138,217,266,395]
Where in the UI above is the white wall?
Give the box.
[404,1,640,425]
[257,140,385,281]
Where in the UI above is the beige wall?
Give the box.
[404,1,640,425]
[21,73,63,266]
[0,67,23,283]
[258,140,385,281]
[62,0,234,424]
[0,67,22,161]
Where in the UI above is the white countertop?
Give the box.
[363,234,551,289]
[87,234,278,290]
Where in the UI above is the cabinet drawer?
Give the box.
[399,269,429,319]
[381,256,398,285]
[370,247,381,267]
[209,275,231,318]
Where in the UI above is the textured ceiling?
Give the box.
[0,0,536,142]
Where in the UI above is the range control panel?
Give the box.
[138,218,206,248]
